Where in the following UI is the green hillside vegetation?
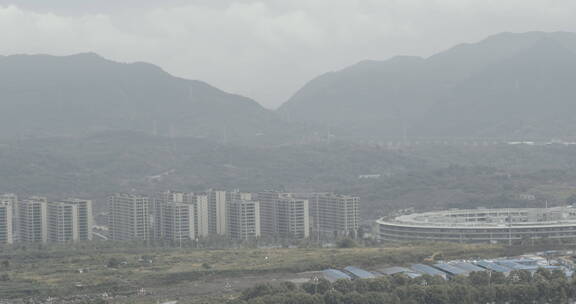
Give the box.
[3,135,576,218]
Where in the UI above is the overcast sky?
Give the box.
[1,0,576,108]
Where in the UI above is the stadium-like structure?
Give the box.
[376,207,576,244]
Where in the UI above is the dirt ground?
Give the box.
[146,271,321,300]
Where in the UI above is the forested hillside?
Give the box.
[3,134,576,218]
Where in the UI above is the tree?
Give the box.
[508,284,538,304]
[534,268,552,280]
[302,278,331,295]
[354,292,396,304]
[317,278,332,294]
[399,285,426,303]
[493,284,510,304]
[390,273,410,287]
[473,286,496,304]
[425,285,449,304]
[357,227,365,239]
[367,277,391,292]
[107,257,121,268]
[337,238,357,248]
[544,279,570,303]
[353,278,370,293]
[281,293,323,304]
[202,262,212,269]
[551,269,567,281]
[234,263,572,304]
[566,193,576,205]
[508,270,532,284]
[468,271,490,286]
[240,283,275,300]
[324,290,344,304]
[302,282,316,295]
[279,281,297,292]
[446,284,473,304]
[490,272,506,284]
[414,274,445,287]
[333,279,354,294]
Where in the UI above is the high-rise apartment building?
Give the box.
[228,199,260,240]
[153,191,193,240]
[257,191,280,236]
[300,193,359,238]
[207,190,228,235]
[163,201,195,244]
[276,197,309,239]
[108,194,151,241]
[47,199,93,243]
[0,194,17,205]
[153,191,209,241]
[152,195,166,241]
[107,190,359,243]
[65,199,93,241]
[257,191,310,239]
[0,200,13,245]
[47,202,78,243]
[194,193,210,238]
[19,196,48,243]
[1,194,18,242]
[229,190,254,201]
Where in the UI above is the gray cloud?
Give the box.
[1,0,576,108]
[0,0,193,14]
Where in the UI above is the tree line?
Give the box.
[229,268,573,304]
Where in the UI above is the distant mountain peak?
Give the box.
[523,35,576,56]
[69,52,104,59]
[279,31,576,139]
[0,52,288,142]
[355,56,424,66]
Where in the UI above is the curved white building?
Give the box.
[376,207,576,244]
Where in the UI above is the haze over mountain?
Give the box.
[0,53,287,141]
[4,32,576,143]
[279,31,576,139]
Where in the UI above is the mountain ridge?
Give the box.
[0,52,291,143]
[278,31,576,139]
